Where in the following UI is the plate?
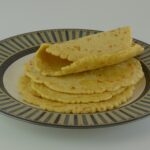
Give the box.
[0,29,150,128]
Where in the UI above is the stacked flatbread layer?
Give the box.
[19,26,144,113]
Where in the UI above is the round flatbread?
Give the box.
[26,58,144,94]
[19,76,134,113]
[31,80,126,103]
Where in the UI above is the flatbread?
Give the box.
[34,27,143,76]
[19,76,134,113]
[48,26,133,61]
[26,58,144,94]
[31,80,126,103]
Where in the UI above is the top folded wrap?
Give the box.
[35,26,144,76]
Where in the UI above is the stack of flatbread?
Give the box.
[19,26,144,113]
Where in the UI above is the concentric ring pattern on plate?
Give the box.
[0,29,150,128]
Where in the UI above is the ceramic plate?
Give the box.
[0,29,150,128]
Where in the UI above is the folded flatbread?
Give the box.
[35,26,143,76]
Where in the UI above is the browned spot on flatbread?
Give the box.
[74,46,80,51]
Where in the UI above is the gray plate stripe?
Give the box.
[42,113,54,123]
[100,113,115,124]
[75,31,80,38]
[74,115,78,126]
[57,114,66,125]
[68,30,73,40]
[9,39,23,50]
[15,107,32,116]
[1,103,20,111]
[36,32,45,43]
[34,111,46,121]
[65,30,69,41]
[141,97,150,102]
[0,45,13,55]
[27,110,40,120]
[129,105,145,115]
[97,114,108,124]
[147,63,150,67]
[125,106,142,116]
[79,30,83,37]
[85,115,95,126]
[90,115,98,125]
[130,104,149,112]
[136,102,150,108]
[0,96,10,100]
[105,112,117,122]
[0,45,13,56]
[47,113,58,124]
[112,110,126,120]
[53,31,61,42]
[58,30,63,42]
[20,36,33,47]
[76,115,84,126]
[7,105,25,113]
[0,100,15,105]
[0,43,17,53]
[72,30,76,39]
[23,35,35,46]
[54,114,61,124]
[142,58,150,63]
[0,57,6,62]
[140,100,150,104]
[105,112,119,122]
[43,31,51,42]
[37,32,49,43]
[143,96,150,102]
[86,30,92,35]
[46,31,56,43]
[0,95,10,99]
[82,114,88,126]
[130,104,145,114]
[0,100,12,105]
[0,51,9,57]
[92,114,104,125]
[140,53,150,59]
[67,115,74,126]
[29,34,40,45]
[10,38,25,49]
[82,31,88,37]
[147,93,150,96]
[32,33,43,44]
[6,40,21,51]
[50,30,57,42]
[64,114,69,125]
[23,109,38,119]
[0,50,11,60]
[119,109,134,118]
[37,112,51,122]
[16,36,30,48]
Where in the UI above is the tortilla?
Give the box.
[31,80,126,103]
[26,58,144,94]
[19,76,134,113]
[35,27,143,76]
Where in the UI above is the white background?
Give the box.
[0,0,150,150]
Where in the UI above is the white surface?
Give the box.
[3,53,34,101]
[0,0,150,150]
